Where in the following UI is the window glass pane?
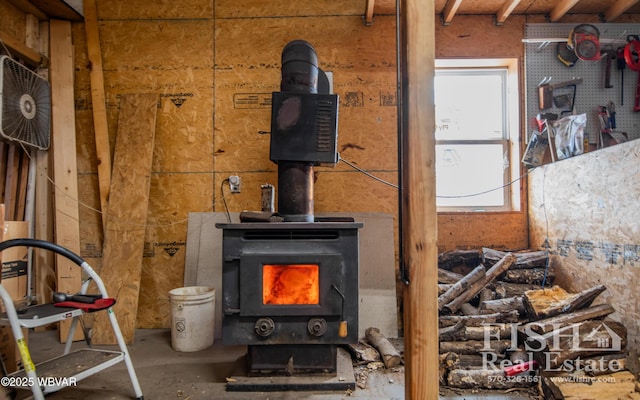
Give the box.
[436,144,506,208]
[435,71,505,141]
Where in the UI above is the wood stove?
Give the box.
[216,220,361,374]
[215,40,363,382]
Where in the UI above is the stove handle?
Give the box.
[331,284,347,338]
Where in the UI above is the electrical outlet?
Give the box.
[229,175,241,193]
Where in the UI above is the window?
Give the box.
[435,59,520,212]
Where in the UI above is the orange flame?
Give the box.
[263,264,319,305]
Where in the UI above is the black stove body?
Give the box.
[217,221,361,373]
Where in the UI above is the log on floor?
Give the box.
[365,327,402,368]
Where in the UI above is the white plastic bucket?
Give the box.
[169,286,215,352]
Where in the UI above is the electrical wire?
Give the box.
[220,178,232,223]
[340,155,533,199]
[339,157,399,189]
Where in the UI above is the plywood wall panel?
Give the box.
[97,0,214,20]
[215,0,364,18]
[435,15,525,57]
[99,20,214,71]
[212,172,278,213]
[528,140,640,373]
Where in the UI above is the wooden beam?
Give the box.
[605,0,640,21]
[401,0,438,398]
[83,0,111,233]
[496,0,521,25]
[91,93,158,345]
[442,0,463,25]
[364,0,375,26]
[549,0,581,22]
[49,19,83,342]
[0,31,46,67]
[6,0,48,20]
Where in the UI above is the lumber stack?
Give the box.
[437,248,630,392]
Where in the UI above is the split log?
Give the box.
[500,268,553,285]
[478,288,495,304]
[480,296,525,315]
[440,323,515,342]
[493,282,541,298]
[437,265,485,310]
[438,352,459,385]
[523,284,607,320]
[439,310,520,327]
[576,352,627,376]
[438,249,481,269]
[523,303,616,334]
[444,253,517,313]
[438,284,453,296]
[459,303,479,316]
[456,354,490,367]
[346,341,381,363]
[483,248,548,269]
[439,340,511,355]
[365,327,402,368]
[439,320,466,341]
[528,320,627,369]
[447,368,535,389]
[438,268,464,284]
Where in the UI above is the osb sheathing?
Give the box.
[72,1,398,328]
[528,140,640,373]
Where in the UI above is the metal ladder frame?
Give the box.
[0,238,144,399]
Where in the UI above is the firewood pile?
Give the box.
[438,248,629,393]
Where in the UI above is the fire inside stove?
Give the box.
[263,264,319,305]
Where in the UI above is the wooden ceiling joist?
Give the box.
[442,0,463,25]
[605,0,640,21]
[364,0,375,26]
[496,0,522,25]
[549,0,581,22]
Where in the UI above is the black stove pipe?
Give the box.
[277,40,318,222]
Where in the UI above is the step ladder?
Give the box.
[0,238,144,399]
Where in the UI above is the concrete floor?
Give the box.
[11,329,539,400]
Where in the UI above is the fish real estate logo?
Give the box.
[480,321,625,374]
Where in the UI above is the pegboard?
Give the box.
[525,23,640,144]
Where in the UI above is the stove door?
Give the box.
[239,253,344,317]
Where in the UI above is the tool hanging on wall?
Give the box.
[602,49,614,88]
[617,47,626,105]
[538,77,583,110]
[623,36,640,111]
[568,24,601,61]
[556,42,578,67]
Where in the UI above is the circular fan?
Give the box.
[0,55,51,150]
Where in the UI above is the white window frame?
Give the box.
[435,58,521,212]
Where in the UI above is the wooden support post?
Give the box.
[49,20,83,342]
[400,0,438,398]
[83,0,112,233]
[91,93,158,345]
